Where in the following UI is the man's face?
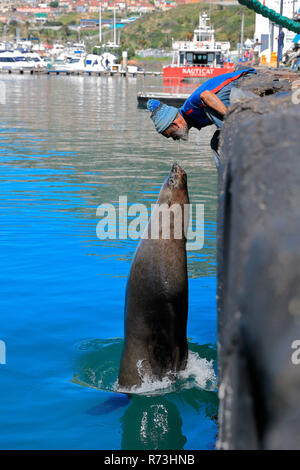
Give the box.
[162,112,189,141]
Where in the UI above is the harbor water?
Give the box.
[0,74,218,450]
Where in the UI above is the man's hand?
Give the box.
[200,90,227,116]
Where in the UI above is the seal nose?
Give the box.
[169,163,187,187]
[171,163,186,178]
[172,162,179,173]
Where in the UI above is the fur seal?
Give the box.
[118,163,189,389]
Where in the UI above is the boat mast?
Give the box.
[99,1,102,44]
[240,12,245,59]
[113,6,116,46]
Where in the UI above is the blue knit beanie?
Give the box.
[147,99,178,134]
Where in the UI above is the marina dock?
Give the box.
[0,68,163,78]
[137,90,190,108]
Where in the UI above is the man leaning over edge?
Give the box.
[147,67,257,168]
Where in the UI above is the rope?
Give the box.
[238,0,300,33]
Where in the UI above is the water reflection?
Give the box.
[74,338,218,450]
[121,388,218,450]
[121,395,187,450]
[0,74,217,449]
[84,388,218,450]
[1,74,216,279]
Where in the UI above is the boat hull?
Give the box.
[137,91,189,109]
[163,65,235,82]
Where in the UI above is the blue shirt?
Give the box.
[179,68,257,130]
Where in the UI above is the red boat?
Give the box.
[163,13,234,83]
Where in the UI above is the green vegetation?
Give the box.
[58,12,83,25]
[0,3,254,55]
[58,11,115,26]
[120,3,255,51]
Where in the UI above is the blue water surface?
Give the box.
[0,74,217,450]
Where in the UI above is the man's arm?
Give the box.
[200,90,227,116]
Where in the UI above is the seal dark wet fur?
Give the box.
[118,163,189,389]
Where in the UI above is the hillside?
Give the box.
[120,3,255,53]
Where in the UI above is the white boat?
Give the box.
[163,12,233,81]
[32,43,46,54]
[0,42,11,52]
[99,52,120,72]
[84,52,121,73]
[70,42,86,55]
[0,51,18,70]
[53,41,86,60]
[55,55,86,72]
[15,40,32,52]
[50,45,121,73]
[51,44,65,57]
[85,54,103,73]
[0,51,34,71]
[26,52,47,70]
[13,51,35,70]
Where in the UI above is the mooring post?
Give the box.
[277,0,284,68]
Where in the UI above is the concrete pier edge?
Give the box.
[216,68,300,450]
